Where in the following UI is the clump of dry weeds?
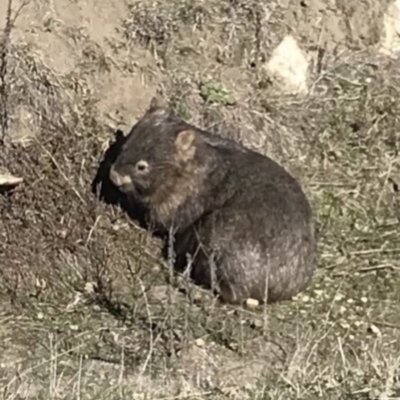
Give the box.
[0,0,400,399]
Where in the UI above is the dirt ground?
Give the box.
[1,0,400,399]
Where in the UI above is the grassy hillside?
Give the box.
[0,0,399,399]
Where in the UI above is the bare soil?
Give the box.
[1,0,400,399]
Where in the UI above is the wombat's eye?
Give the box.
[135,160,149,173]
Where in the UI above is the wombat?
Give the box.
[109,97,317,304]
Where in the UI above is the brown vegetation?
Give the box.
[0,0,399,399]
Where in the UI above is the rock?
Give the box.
[245,298,260,309]
[263,35,309,95]
[368,324,382,337]
[194,338,205,347]
[379,0,400,57]
[0,167,23,188]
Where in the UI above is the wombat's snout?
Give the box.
[109,165,132,188]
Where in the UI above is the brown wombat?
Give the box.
[109,97,317,304]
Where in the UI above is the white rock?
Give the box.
[301,295,310,302]
[369,324,382,337]
[379,0,400,57]
[264,35,309,95]
[0,167,23,187]
[334,293,345,302]
[245,298,260,309]
[194,338,205,347]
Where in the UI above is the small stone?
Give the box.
[70,325,79,331]
[301,295,310,302]
[37,312,44,320]
[361,297,368,303]
[368,324,382,336]
[251,318,264,328]
[334,293,345,302]
[347,298,354,304]
[245,298,259,309]
[195,338,205,347]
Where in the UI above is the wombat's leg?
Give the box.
[199,252,251,304]
[182,248,259,304]
[215,251,269,304]
[217,280,243,304]
[189,250,217,290]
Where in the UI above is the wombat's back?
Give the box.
[182,143,317,304]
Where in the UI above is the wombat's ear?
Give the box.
[175,130,196,161]
[149,96,168,110]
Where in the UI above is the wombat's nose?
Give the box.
[109,165,131,188]
[109,166,121,187]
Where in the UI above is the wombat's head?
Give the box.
[109,97,201,203]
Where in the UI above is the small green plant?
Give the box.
[199,80,236,106]
[173,99,192,122]
[43,15,55,32]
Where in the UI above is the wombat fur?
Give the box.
[109,97,317,304]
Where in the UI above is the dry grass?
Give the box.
[0,0,399,399]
